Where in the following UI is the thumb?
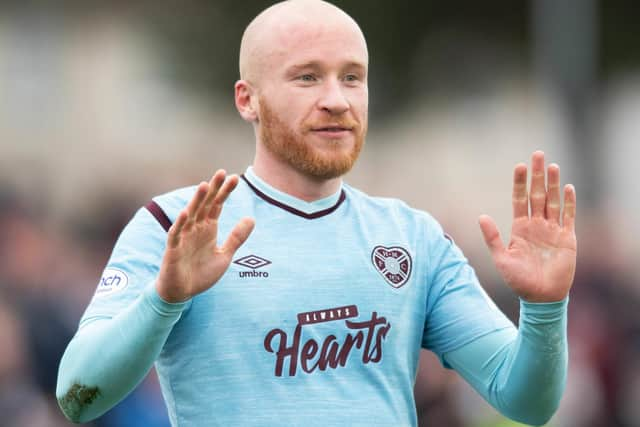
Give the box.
[478,214,504,258]
[223,217,256,255]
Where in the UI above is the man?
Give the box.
[57,1,577,426]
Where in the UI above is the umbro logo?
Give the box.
[234,255,271,278]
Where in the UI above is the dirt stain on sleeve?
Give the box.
[58,383,101,422]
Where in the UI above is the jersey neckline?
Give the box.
[241,166,346,220]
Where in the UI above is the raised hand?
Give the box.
[478,151,577,302]
[156,170,255,303]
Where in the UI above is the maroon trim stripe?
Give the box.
[241,175,346,220]
[145,201,172,232]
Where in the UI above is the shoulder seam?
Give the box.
[145,201,172,232]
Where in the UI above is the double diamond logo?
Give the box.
[234,255,272,278]
[234,255,272,269]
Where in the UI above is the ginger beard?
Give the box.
[258,97,366,180]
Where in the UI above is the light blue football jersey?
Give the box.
[81,166,513,427]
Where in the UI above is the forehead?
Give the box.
[265,19,368,71]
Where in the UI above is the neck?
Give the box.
[252,144,342,202]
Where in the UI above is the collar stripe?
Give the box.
[241,175,346,220]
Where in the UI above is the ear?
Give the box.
[235,80,258,122]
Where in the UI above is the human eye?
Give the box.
[342,73,363,86]
[298,74,317,83]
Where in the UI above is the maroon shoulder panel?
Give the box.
[145,200,172,232]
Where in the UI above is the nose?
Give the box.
[317,79,349,115]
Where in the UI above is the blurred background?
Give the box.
[1,0,639,426]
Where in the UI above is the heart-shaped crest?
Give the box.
[371,245,412,288]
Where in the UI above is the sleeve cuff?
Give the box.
[143,282,192,317]
[519,296,568,323]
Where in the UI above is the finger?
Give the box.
[529,151,546,218]
[512,163,528,219]
[545,163,561,224]
[187,182,209,222]
[168,211,188,248]
[562,184,576,232]
[208,175,240,219]
[479,214,505,258]
[197,170,226,221]
[222,217,255,255]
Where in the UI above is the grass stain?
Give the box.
[58,383,101,422]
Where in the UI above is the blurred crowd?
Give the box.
[0,189,170,427]
[1,180,638,427]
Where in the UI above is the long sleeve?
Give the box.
[443,298,568,426]
[56,284,189,423]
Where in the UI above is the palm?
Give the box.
[163,217,228,296]
[157,171,255,303]
[480,152,577,302]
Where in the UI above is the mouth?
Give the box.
[310,126,354,137]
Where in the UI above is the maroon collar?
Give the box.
[241,175,346,220]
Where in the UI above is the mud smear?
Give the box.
[58,383,100,422]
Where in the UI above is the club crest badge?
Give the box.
[371,245,412,288]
